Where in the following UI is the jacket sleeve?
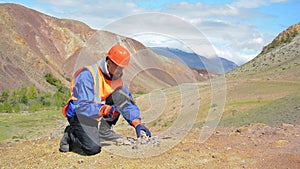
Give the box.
[117,85,142,127]
[72,69,101,119]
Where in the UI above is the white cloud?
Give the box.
[166,2,241,18]
[102,12,218,58]
[36,0,146,28]
[40,0,82,7]
[133,33,194,52]
[187,19,267,63]
[31,0,280,64]
[213,45,256,66]
[142,1,279,63]
[231,0,288,8]
[231,0,268,8]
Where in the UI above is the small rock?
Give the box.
[151,136,160,146]
[282,123,294,128]
[78,159,84,164]
[235,129,242,133]
[123,140,132,146]
[139,138,149,145]
[198,159,208,164]
[132,145,138,149]
[274,140,289,147]
[161,136,172,139]
[127,137,136,144]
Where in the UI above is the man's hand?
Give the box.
[135,124,151,138]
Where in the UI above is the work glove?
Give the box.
[135,124,151,138]
[98,105,119,118]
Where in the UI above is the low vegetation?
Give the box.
[0,73,69,113]
[219,93,300,127]
[0,110,64,142]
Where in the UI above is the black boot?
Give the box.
[59,126,71,152]
[99,118,123,142]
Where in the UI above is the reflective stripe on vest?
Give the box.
[91,63,101,103]
[85,63,123,104]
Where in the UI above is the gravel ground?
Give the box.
[0,123,299,168]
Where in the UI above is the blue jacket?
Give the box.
[65,58,141,126]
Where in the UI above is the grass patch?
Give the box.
[134,91,146,95]
[227,99,264,105]
[194,79,300,128]
[0,110,64,142]
[219,93,300,127]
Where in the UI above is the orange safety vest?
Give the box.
[62,63,123,117]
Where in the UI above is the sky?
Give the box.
[1,0,299,65]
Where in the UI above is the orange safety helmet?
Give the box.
[107,44,130,68]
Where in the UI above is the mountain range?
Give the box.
[150,47,238,74]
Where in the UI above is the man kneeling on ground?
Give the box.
[59,44,151,155]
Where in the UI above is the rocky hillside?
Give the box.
[223,22,300,127]
[0,3,94,91]
[262,23,300,54]
[227,22,300,80]
[0,3,204,93]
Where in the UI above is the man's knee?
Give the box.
[84,144,101,155]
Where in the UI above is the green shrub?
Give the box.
[12,103,20,113]
[44,73,61,87]
[20,95,28,104]
[135,91,145,95]
[27,85,37,99]
[0,79,69,113]
[0,101,12,113]
[0,90,9,103]
[28,102,42,112]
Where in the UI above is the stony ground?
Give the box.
[0,123,299,169]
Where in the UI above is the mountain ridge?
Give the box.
[0,3,95,91]
[150,47,238,74]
